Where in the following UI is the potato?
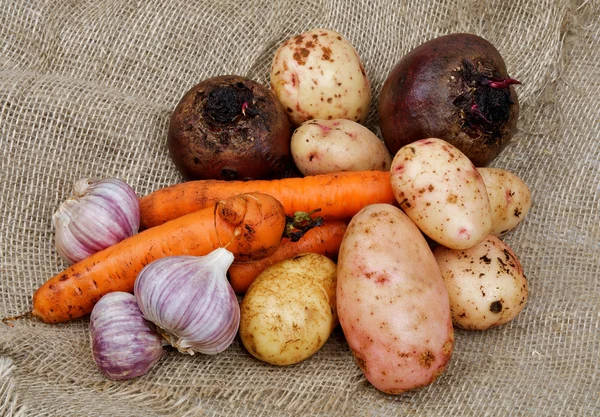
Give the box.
[270,28,371,126]
[433,235,528,330]
[239,253,337,366]
[477,167,532,235]
[337,204,454,394]
[390,138,492,250]
[290,119,392,175]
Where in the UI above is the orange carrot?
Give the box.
[228,220,348,293]
[139,170,394,230]
[31,193,286,324]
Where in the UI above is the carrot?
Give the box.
[30,192,286,324]
[228,219,348,293]
[139,170,394,230]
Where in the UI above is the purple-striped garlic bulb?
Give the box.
[134,248,240,355]
[52,177,140,264]
[90,292,164,380]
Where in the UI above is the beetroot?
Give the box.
[378,33,520,166]
[168,75,293,181]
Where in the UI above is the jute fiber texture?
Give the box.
[1,0,598,416]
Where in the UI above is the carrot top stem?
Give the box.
[284,209,324,242]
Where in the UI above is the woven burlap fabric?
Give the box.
[1,0,598,415]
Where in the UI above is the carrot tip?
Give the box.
[1,311,33,327]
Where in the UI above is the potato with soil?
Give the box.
[291,119,392,175]
[433,235,528,330]
[477,167,532,235]
[378,33,520,167]
[239,253,337,366]
[390,138,492,250]
[270,28,371,126]
[168,75,293,181]
[337,204,454,394]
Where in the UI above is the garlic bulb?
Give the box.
[90,292,164,380]
[134,248,239,355]
[53,177,140,264]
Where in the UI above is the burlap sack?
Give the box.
[1,0,598,416]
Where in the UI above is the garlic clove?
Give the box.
[53,177,140,264]
[89,292,164,380]
[134,248,240,355]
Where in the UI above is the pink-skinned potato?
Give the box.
[390,138,492,250]
[336,204,454,394]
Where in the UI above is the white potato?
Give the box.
[390,138,492,250]
[477,167,532,235]
[290,119,392,175]
[433,235,528,330]
[239,253,337,366]
[337,204,454,394]
[270,28,371,126]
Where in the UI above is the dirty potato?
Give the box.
[239,253,337,366]
[291,119,392,175]
[337,204,454,394]
[433,235,528,330]
[270,28,371,126]
[390,138,492,250]
[477,167,532,235]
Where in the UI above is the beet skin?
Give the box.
[168,75,293,181]
[378,33,520,167]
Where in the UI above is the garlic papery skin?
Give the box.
[89,292,164,380]
[134,248,240,355]
[52,177,140,264]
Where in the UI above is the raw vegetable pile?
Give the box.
[2,29,532,395]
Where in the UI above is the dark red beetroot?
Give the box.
[378,33,520,167]
[168,75,294,181]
